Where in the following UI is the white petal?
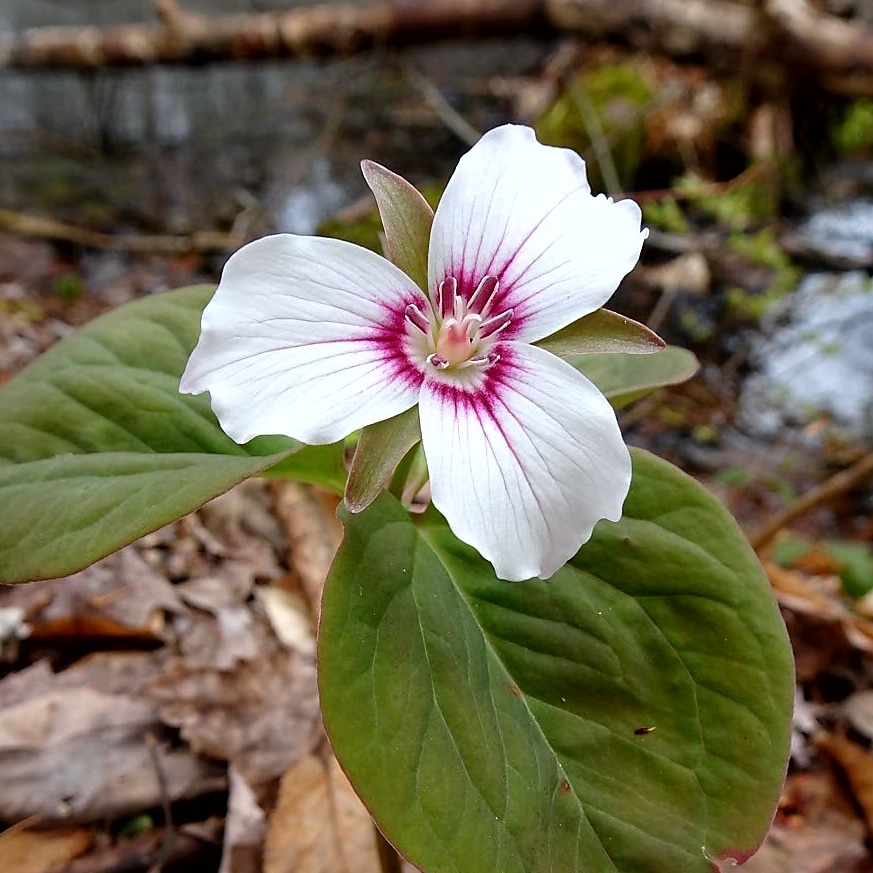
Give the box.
[419,342,631,581]
[428,124,647,343]
[181,234,428,445]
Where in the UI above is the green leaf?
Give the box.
[345,407,421,513]
[0,286,299,583]
[361,160,433,291]
[824,541,873,598]
[536,309,665,357]
[263,441,348,494]
[573,345,700,408]
[320,448,793,873]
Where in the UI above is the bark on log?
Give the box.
[0,0,544,68]
[0,208,240,254]
[3,0,873,95]
[550,0,873,86]
[546,0,756,65]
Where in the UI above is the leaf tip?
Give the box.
[343,489,374,515]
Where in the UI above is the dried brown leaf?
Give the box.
[0,684,224,823]
[199,480,287,562]
[176,564,256,613]
[264,753,381,873]
[845,690,873,743]
[149,632,320,786]
[53,821,223,873]
[768,561,873,656]
[271,482,342,618]
[0,652,224,824]
[0,547,184,642]
[219,766,267,873]
[176,606,264,671]
[256,586,315,656]
[742,817,868,873]
[744,769,869,873]
[0,826,93,873]
[819,733,873,831]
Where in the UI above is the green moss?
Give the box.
[642,197,690,234]
[831,99,873,157]
[54,272,83,304]
[714,466,752,486]
[318,209,384,253]
[725,228,800,319]
[675,171,776,230]
[0,298,45,323]
[536,63,654,191]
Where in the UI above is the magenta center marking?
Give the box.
[404,274,512,376]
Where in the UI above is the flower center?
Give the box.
[404,275,512,374]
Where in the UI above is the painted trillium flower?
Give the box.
[181,124,648,581]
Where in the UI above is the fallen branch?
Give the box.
[53,822,220,873]
[0,208,240,254]
[751,453,873,553]
[4,0,873,95]
[0,0,542,69]
[547,0,755,65]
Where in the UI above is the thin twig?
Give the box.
[145,731,174,873]
[406,65,481,146]
[571,86,622,197]
[0,208,239,254]
[0,814,44,841]
[751,453,873,552]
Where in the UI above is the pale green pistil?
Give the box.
[405,275,512,373]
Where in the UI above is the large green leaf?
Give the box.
[0,287,304,583]
[319,448,793,873]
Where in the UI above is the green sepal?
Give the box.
[536,308,665,357]
[345,406,421,513]
[362,160,433,291]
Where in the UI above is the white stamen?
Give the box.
[464,314,482,340]
[478,308,513,340]
[468,275,500,315]
[461,351,500,370]
[427,353,449,370]
[405,303,431,335]
[409,274,511,375]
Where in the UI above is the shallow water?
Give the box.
[741,265,873,439]
[1,22,541,235]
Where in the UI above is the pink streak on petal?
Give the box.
[423,345,522,465]
[429,126,645,344]
[420,339,630,580]
[362,296,429,390]
[436,186,585,337]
